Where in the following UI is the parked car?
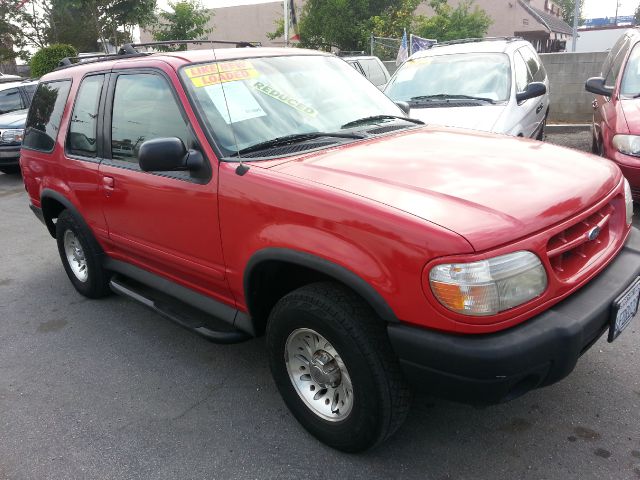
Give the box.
[384,37,550,139]
[586,28,640,199]
[21,43,639,452]
[0,72,23,83]
[0,80,38,174]
[341,55,390,90]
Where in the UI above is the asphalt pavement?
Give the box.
[1,130,639,479]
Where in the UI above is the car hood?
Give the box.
[408,104,506,133]
[272,127,620,251]
[0,109,27,128]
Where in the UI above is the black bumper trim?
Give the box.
[388,227,640,404]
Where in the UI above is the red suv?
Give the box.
[21,43,640,452]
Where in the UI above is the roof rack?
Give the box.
[432,36,523,47]
[55,39,261,71]
[336,51,367,57]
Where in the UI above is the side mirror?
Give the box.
[516,82,547,103]
[138,137,203,172]
[395,101,411,115]
[585,77,614,97]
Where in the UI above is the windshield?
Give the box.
[621,43,640,97]
[180,55,404,157]
[385,53,512,103]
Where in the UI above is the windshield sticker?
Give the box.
[204,81,266,124]
[253,82,317,117]
[185,60,260,87]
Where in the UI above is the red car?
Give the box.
[587,28,640,199]
[21,43,640,452]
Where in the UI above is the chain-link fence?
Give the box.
[369,35,401,61]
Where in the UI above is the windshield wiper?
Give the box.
[410,94,496,104]
[341,115,423,129]
[228,132,364,157]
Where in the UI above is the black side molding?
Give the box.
[104,258,256,337]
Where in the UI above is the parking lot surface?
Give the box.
[1,130,639,480]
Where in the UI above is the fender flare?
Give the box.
[40,188,84,237]
[244,248,399,324]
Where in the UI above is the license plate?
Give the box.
[608,277,640,342]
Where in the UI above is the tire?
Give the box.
[0,165,20,174]
[266,282,411,452]
[536,113,547,141]
[56,209,111,298]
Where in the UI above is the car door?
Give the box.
[520,46,548,136]
[512,49,539,137]
[593,35,632,155]
[98,69,230,301]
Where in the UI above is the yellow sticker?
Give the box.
[185,60,260,87]
[253,81,317,117]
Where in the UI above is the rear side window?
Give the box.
[111,73,195,163]
[0,88,23,114]
[23,80,72,153]
[605,37,631,88]
[67,75,104,158]
[520,47,546,83]
[359,59,388,86]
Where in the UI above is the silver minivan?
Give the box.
[384,38,550,139]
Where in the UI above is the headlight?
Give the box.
[612,134,640,156]
[429,251,547,316]
[624,177,634,225]
[1,129,24,144]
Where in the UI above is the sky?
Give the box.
[582,0,637,18]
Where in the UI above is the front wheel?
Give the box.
[266,282,411,452]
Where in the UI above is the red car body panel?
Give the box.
[21,50,632,337]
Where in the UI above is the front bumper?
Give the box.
[388,227,640,404]
[0,144,20,166]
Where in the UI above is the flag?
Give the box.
[396,30,408,66]
[410,34,437,54]
[288,0,300,42]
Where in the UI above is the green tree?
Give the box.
[635,3,640,24]
[556,0,584,26]
[370,0,423,39]
[298,0,402,51]
[414,0,491,42]
[29,43,77,77]
[152,0,213,50]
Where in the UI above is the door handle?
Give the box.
[102,176,114,197]
[536,103,544,114]
[592,99,599,109]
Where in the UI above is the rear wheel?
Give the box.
[266,282,411,452]
[56,210,111,298]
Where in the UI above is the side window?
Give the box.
[0,88,23,114]
[360,59,387,86]
[111,73,194,163]
[22,84,38,104]
[514,51,532,92]
[602,34,628,77]
[23,80,72,153]
[521,47,546,82]
[606,39,631,88]
[67,75,105,158]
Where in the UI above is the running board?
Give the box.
[109,275,251,344]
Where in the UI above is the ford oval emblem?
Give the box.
[587,226,601,241]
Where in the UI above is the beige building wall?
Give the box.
[141,1,289,48]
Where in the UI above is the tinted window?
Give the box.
[602,34,628,77]
[520,47,546,82]
[67,75,104,158]
[22,84,37,104]
[0,88,23,114]
[606,39,632,88]
[23,80,72,152]
[514,51,532,92]
[111,73,194,162]
[359,59,387,86]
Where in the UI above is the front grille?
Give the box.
[546,202,615,281]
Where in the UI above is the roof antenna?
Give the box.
[210,41,249,176]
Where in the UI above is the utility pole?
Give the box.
[572,0,580,52]
[284,0,289,47]
[615,1,620,24]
